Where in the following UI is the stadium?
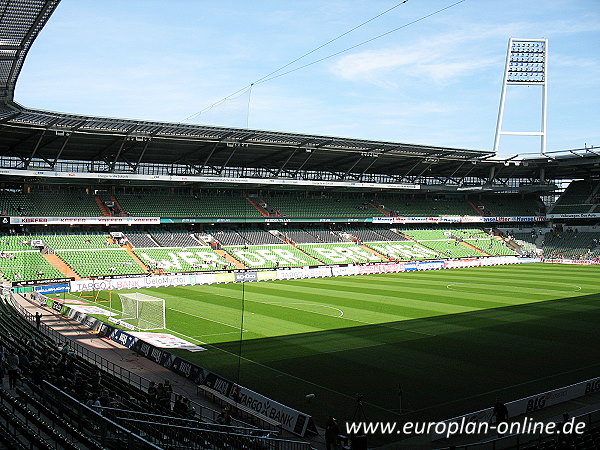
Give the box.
[0,1,599,449]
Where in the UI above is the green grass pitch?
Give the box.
[66,263,600,428]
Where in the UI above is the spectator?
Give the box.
[491,397,509,435]
[147,381,157,405]
[35,311,42,329]
[325,416,340,450]
[0,345,4,385]
[216,406,231,425]
[231,385,242,404]
[6,349,19,389]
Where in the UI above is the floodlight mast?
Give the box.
[494,38,548,155]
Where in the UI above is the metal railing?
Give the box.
[7,292,316,450]
[40,380,162,450]
[7,291,249,428]
[112,416,313,450]
[451,409,600,450]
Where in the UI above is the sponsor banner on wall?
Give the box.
[10,216,160,225]
[107,327,138,347]
[201,370,311,435]
[276,266,332,280]
[331,266,360,277]
[257,270,278,281]
[34,283,70,294]
[544,259,600,265]
[431,376,600,440]
[403,262,418,271]
[235,271,258,282]
[70,273,202,292]
[229,384,312,436]
[546,213,600,219]
[444,258,482,269]
[358,262,406,274]
[204,372,234,397]
[416,260,446,271]
[66,308,102,330]
[0,167,419,191]
[12,277,72,287]
[67,304,117,317]
[46,297,70,315]
[69,257,535,293]
[162,217,372,224]
[129,332,205,352]
[372,216,545,224]
[157,353,208,384]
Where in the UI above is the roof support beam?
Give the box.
[198,142,219,174]
[51,133,72,169]
[341,155,364,179]
[218,146,237,175]
[111,137,127,171]
[294,150,316,178]
[133,139,151,171]
[275,149,297,177]
[24,130,46,169]
[357,156,379,179]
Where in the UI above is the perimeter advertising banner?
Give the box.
[70,273,218,292]
[543,259,600,265]
[34,283,70,294]
[105,325,313,435]
[431,375,600,440]
[9,216,160,225]
[203,371,312,436]
[371,216,546,224]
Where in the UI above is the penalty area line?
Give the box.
[167,307,247,331]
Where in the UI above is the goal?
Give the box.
[118,292,166,330]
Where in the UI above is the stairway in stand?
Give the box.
[95,196,111,216]
[124,244,150,272]
[215,249,247,269]
[42,254,81,280]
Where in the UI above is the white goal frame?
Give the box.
[119,292,166,330]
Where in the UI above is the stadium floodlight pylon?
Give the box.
[494,38,548,155]
[119,292,166,330]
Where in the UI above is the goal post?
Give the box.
[118,292,166,330]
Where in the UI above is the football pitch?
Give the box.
[66,263,600,427]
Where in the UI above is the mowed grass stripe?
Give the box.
[72,264,600,430]
[252,278,524,316]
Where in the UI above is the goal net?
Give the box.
[118,292,166,330]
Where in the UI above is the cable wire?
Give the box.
[184,1,410,122]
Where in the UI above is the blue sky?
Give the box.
[15,0,600,158]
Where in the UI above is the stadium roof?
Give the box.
[0,0,60,102]
[0,0,598,190]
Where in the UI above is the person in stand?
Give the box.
[325,416,340,450]
[6,349,19,389]
[491,397,509,435]
[216,406,231,425]
[0,345,4,385]
[35,311,42,330]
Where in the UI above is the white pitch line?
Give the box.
[446,282,583,295]
[246,299,436,337]
[168,307,246,331]
[192,331,242,338]
[259,301,345,318]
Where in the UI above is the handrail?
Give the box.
[453,408,600,449]
[7,291,253,429]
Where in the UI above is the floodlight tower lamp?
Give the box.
[494,38,548,156]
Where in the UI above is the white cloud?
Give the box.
[329,13,600,86]
[330,37,497,86]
